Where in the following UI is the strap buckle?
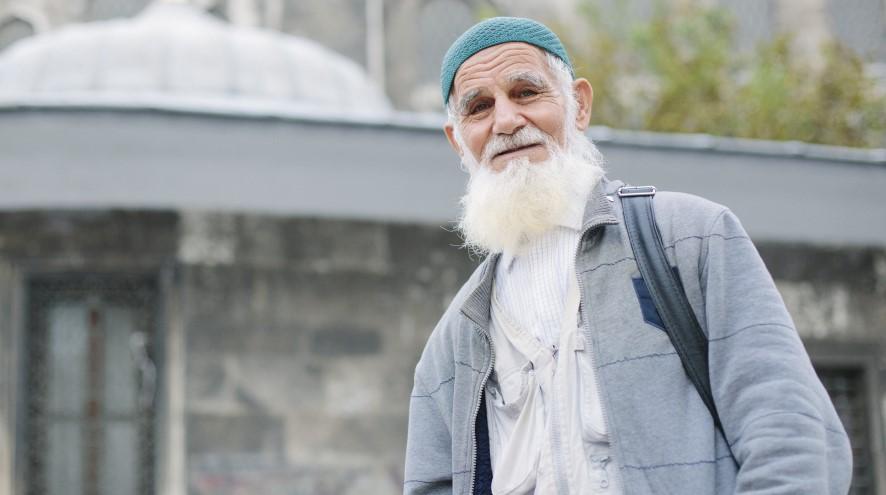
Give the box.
[617,185,656,197]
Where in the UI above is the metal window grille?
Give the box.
[817,366,876,495]
[21,275,158,495]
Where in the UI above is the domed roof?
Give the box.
[0,1,391,116]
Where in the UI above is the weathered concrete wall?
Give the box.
[0,209,883,494]
[761,244,886,343]
[0,210,477,494]
[0,210,179,495]
[0,259,18,495]
[761,242,886,491]
[177,213,475,494]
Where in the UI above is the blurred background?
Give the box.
[0,0,884,493]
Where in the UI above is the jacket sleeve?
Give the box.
[404,365,454,495]
[700,209,853,494]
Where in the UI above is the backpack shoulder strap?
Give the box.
[617,185,732,452]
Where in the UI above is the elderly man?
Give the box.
[404,17,852,495]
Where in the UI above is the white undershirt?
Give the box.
[486,191,621,494]
[494,227,582,349]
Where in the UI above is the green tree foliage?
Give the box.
[636,4,735,134]
[561,0,886,148]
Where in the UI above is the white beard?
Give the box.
[456,125,605,256]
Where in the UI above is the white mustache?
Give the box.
[481,126,552,163]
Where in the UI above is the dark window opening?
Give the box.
[21,274,159,495]
[817,366,876,495]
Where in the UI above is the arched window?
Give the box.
[208,0,229,21]
[0,16,35,52]
[85,0,151,21]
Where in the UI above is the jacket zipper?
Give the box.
[574,220,623,493]
[469,326,495,495]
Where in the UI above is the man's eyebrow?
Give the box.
[506,71,549,88]
[456,88,481,115]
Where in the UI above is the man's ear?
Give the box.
[444,123,463,156]
[573,78,594,131]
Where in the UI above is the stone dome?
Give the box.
[0,1,391,116]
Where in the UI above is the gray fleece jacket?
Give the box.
[404,178,852,494]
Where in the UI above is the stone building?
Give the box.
[0,2,884,495]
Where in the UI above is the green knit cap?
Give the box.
[440,17,574,105]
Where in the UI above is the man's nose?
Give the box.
[491,99,526,135]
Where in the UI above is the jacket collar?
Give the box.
[460,177,621,331]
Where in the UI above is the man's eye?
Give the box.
[469,102,490,115]
[518,88,538,98]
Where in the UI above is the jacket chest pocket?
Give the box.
[488,361,533,413]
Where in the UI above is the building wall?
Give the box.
[177,212,474,494]
[0,210,477,494]
[0,209,883,494]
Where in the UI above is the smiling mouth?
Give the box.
[494,143,542,159]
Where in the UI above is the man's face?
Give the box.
[445,42,569,172]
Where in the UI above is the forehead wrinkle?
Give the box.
[452,43,548,91]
